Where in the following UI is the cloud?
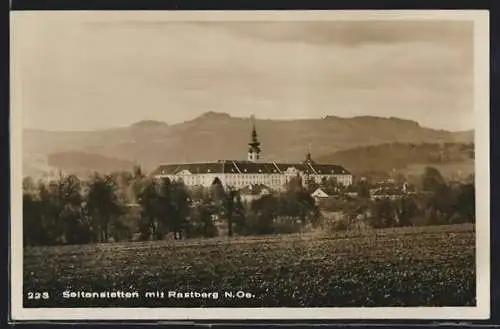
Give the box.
[11,13,474,131]
[187,20,473,47]
[85,19,473,48]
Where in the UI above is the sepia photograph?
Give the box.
[10,10,490,320]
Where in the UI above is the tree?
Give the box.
[23,177,45,246]
[221,187,245,237]
[421,167,446,192]
[210,179,245,237]
[191,185,210,201]
[456,183,475,222]
[54,175,85,244]
[110,170,134,204]
[189,186,218,237]
[280,181,319,226]
[22,177,37,194]
[246,194,279,235]
[305,176,320,193]
[356,180,371,199]
[191,197,218,238]
[85,174,125,243]
[427,183,460,225]
[36,182,62,244]
[210,177,226,201]
[62,201,92,245]
[393,197,419,227]
[137,178,192,240]
[370,199,397,228]
[23,191,47,246]
[137,178,160,240]
[167,180,191,239]
[131,165,147,203]
[285,174,303,193]
[28,174,88,245]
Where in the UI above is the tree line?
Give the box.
[22,166,475,247]
[318,167,475,231]
[22,167,320,246]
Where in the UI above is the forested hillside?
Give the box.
[316,142,474,178]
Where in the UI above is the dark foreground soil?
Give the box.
[23,223,476,307]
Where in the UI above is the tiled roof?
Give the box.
[151,160,351,176]
[233,161,278,174]
[273,162,304,172]
[311,164,349,175]
[151,162,226,175]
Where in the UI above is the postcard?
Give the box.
[10,10,490,321]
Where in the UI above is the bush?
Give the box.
[329,218,350,231]
[188,221,219,238]
[272,216,304,234]
[320,212,372,234]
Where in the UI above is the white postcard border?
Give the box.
[10,9,490,321]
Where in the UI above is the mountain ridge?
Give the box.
[22,112,474,178]
[24,112,473,134]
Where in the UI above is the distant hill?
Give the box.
[47,152,136,177]
[23,153,61,179]
[315,142,474,179]
[22,112,473,178]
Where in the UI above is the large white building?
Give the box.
[151,121,353,191]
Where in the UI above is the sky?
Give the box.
[11,11,475,132]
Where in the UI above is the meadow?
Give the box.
[23,223,476,308]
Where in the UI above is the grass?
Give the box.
[23,223,476,308]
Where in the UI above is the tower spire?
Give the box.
[306,143,312,162]
[248,115,261,162]
[251,115,258,143]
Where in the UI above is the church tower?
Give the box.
[248,116,261,162]
[305,151,313,163]
[304,144,314,164]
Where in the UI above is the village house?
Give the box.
[369,182,416,200]
[370,188,404,200]
[239,184,271,203]
[310,187,339,204]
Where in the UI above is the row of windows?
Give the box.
[159,174,352,186]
